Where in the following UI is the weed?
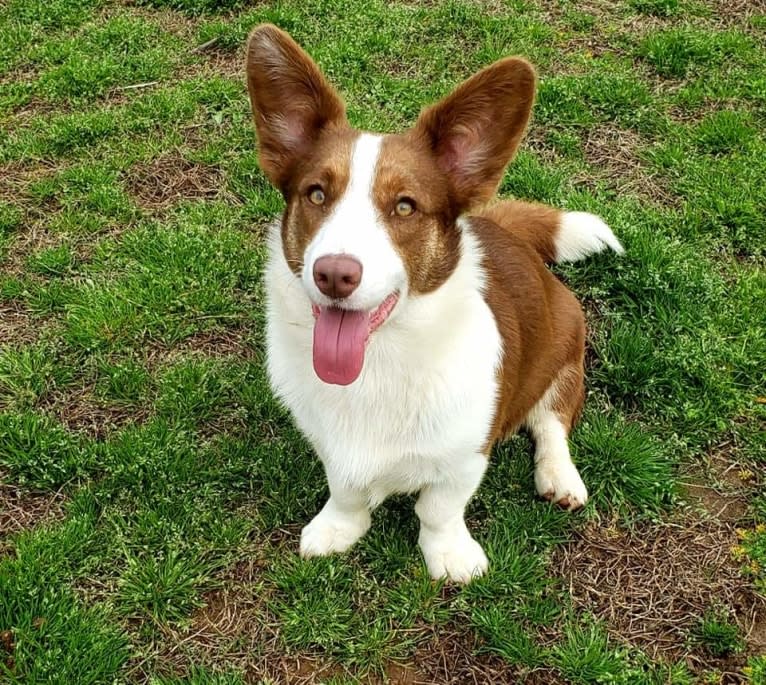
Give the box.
[691,609,743,657]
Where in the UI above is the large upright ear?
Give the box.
[412,58,536,211]
[246,25,347,190]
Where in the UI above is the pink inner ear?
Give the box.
[440,130,485,180]
[268,113,309,154]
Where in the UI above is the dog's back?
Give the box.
[476,200,624,266]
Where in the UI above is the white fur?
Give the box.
[524,382,588,510]
[300,491,371,558]
[266,201,502,580]
[416,451,490,582]
[302,134,408,312]
[555,211,624,263]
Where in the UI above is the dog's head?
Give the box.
[246,25,535,385]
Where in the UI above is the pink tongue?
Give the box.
[313,307,369,385]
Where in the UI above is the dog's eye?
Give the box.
[308,187,326,205]
[395,198,415,217]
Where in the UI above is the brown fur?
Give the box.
[280,126,359,274]
[472,202,586,434]
[477,200,562,264]
[412,58,536,213]
[374,135,461,294]
[470,216,586,446]
[246,25,347,192]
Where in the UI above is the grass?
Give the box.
[0,0,764,683]
[691,609,743,658]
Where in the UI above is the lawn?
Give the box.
[1,0,765,682]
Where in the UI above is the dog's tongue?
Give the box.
[313,307,369,385]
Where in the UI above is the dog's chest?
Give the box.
[265,235,502,492]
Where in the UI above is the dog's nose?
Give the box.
[313,255,363,299]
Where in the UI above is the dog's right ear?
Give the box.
[246,25,347,191]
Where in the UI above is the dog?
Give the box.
[245,25,623,583]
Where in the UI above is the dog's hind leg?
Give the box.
[524,363,588,511]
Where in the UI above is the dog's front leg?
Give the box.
[300,470,371,558]
[415,452,489,583]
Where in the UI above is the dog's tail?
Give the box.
[476,200,624,264]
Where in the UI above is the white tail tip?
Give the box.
[555,211,625,263]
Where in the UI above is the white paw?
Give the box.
[299,507,370,558]
[419,528,489,584]
[535,459,588,510]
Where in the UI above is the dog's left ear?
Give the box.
[246,24,347,191]
[412,58,536,212]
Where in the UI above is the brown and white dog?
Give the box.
[246,25,623,582]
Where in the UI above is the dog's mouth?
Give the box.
[311,292,399,386]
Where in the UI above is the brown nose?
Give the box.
[313,254,363,299]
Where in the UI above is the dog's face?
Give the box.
[246,25,535,385]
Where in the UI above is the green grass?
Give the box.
[691,609,744,657]
[1,0,764,682]
[737,524,766,594]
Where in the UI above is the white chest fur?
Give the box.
[264,220,502,504]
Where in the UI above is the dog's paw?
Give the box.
[299,508,370,558]
[419,529,488,584]
[535,459,588,510]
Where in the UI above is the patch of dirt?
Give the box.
[39,384,150,439]
[706,0,766,29]
[407,630,564,685]
[146,328,257,366]
[578,125,679,206]
[685,481,750,523]
[0,471,67,553]
[122,551,338,684]
[124,152,228,211]
[0,627,13,672]
[552,517,766,673]
[682,447,761,524]
[0,301,43,347]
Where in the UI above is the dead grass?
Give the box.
[0,301,44,347]
[523,129,567,167]
[0,162,69,277]
[39,383,150,439]
[146,328,257,367]
[1,229,65,280]
[125,152,229,211]
[706,0,766,30]
[578,124,679,205]
[189,46,245,81]
[552,517,766,671]
[0,161,60,207]
[526,124,679,206]
[0,470,67,553]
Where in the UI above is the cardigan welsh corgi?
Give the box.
[246,25,623,583]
